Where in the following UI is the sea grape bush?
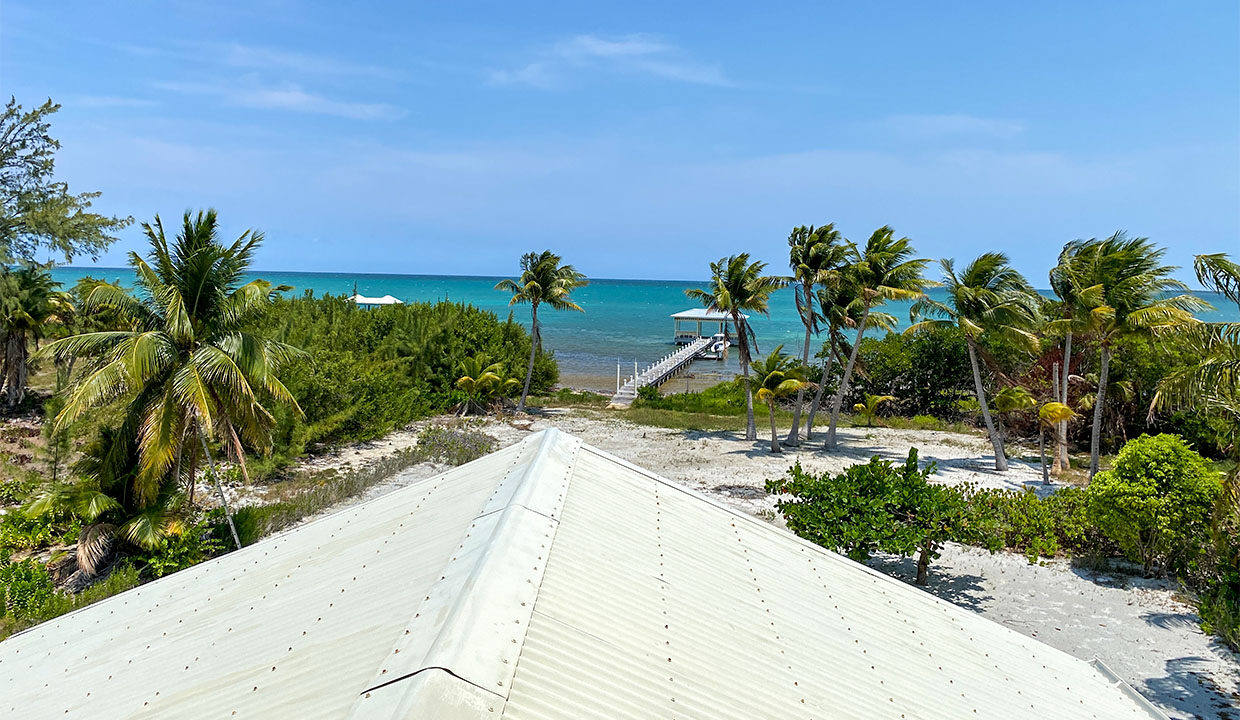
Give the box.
[1087,434,1221,577]
[767,449,980,584]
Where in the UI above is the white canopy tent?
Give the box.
[349,293,403,308]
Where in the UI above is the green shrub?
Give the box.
[966,486,1106,563]
[768,449,981,585]
[633,379,746,414]
[0,557,54,622]
[2,562,143,639]
[1087,434,1221,576]
[0,511,79,550]
[411,425,497,466]
[850,327,974,419]
[143,515,225,578]
[635,385,661,403]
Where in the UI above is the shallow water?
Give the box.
[51,267,1236,391]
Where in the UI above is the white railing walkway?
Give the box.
[609,336,712,407]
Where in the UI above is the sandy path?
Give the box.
[279,410,1239,718]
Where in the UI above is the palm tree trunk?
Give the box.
[805,334,837,439]
[733,315,757,440]
[517,303,538,413]
[4,330,27,408]
[198,427,241,550]
[1039,425,1050,485]
[1089,344,1110,479]
[785,322,813,445]
[916,541,931,586]
[769,403,781,453]
[968,340,1008,471]
[826,306,870,449]
[1056,331,1073,472]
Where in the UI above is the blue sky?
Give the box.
[2,1,1237,283]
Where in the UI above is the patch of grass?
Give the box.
[528,388,611,409]
[880,414,981,435]
[619,408,742,432]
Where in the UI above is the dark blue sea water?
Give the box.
[50,267,1236,392]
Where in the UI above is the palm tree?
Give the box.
[909,253,1040,470]
[456,355,519,416]
[495,250,588,413]
[784,224,851,446]
[825,227,931,449]
[803,283,896,438]
[1063,233,1207,477]
[25,426,185,577]
[40,210,303,547]
[0,267,67,408]
[1038,402,1074,485]
[686,254,786,440]
[1047,239,1095,473]
[751,345,805,453]
[853,393,895,427]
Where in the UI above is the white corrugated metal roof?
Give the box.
[671,308,747,321]
[1,429,1165,719]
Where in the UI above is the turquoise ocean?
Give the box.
[50,268,1237,393]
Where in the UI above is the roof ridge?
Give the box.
[346,428,581,718]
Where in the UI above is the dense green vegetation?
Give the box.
[244,292,554,471]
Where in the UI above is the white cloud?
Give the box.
[880,114,1026,140]
[214,43,398,80]
[71,95,159,109]
[154,79,402,120]
[490,34,731,88]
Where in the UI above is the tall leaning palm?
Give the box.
[784,224,851,446]
[495,250,588,413]
[803,281,896,439]
[1065,232,1207,477]
[909,253,1040,471]
[824,227,931,449]
[686,254,785,441]
[41,210,303,546]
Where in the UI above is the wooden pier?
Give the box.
[610,336,713,407]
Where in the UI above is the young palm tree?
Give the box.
[825,227,931,449]
[908,253,1040,471]
[25,426,185,577]
[784,224,851,446]
[1064,233,1207,477]
[1038,402,1074,485]
[455,355,519,416]
[40,210,303,546]
[495,250,588,413]
[853,393,895,427]
[803,283,896,438]
[686,254,786,440]
[0,267,68,408]
[751,345,805,453]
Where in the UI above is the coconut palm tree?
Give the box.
[25,426,185,578]
[0,267,68,408]
[908,253,1040,471]
[803,283,896,439]
[455,355,519,416]
[686,254,786,441]
[1047,239,1094,473]
[824,227,931,449]
[40,210,303,546]
[1038,402,1074,485]
[1063,233,1207,477]
[784,224,851,446]
[751,345,805,453]
[853,393,895,427]
[495,250,588,413]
